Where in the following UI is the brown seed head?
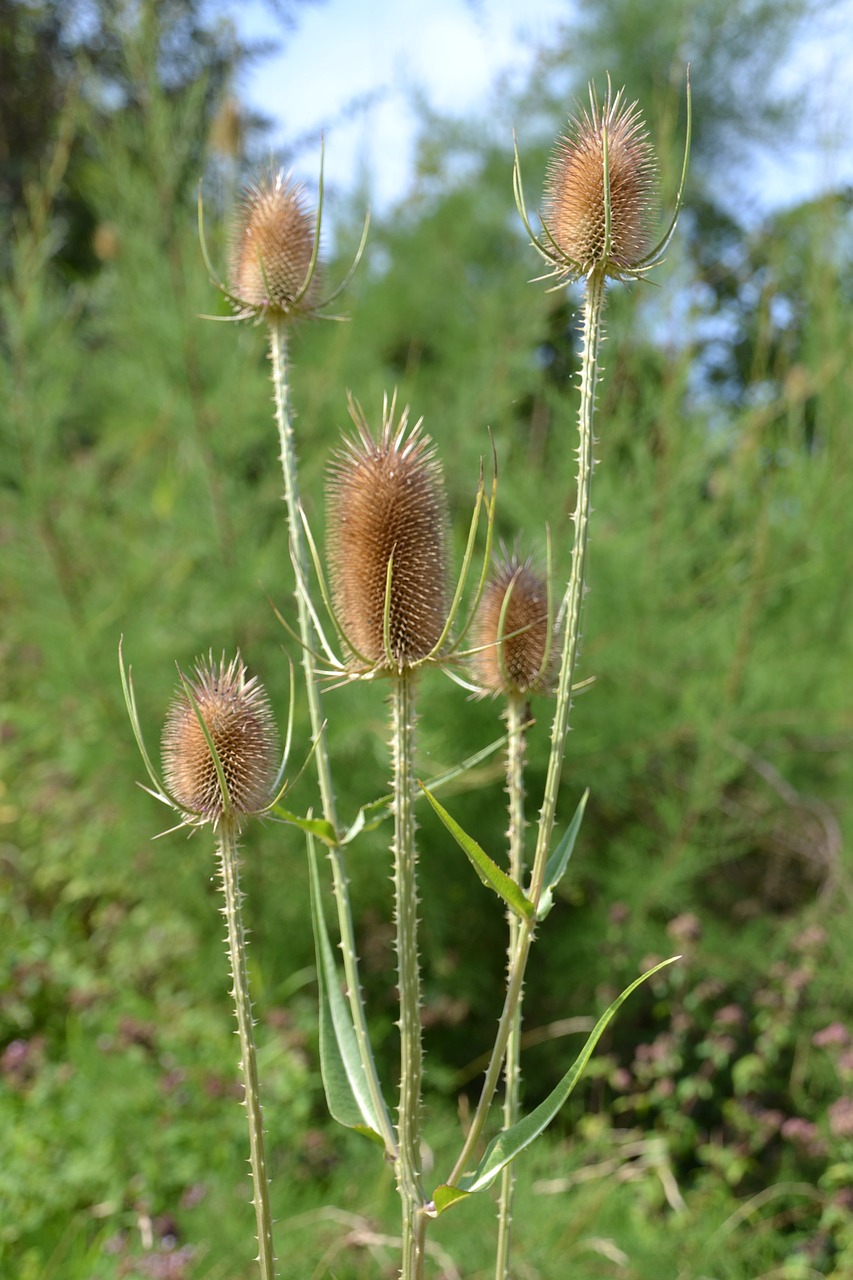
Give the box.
[543,83,659,278]
[473,553,556,696]
[228,169,320,319]
[327,398,450,672]
[161,654,279,827]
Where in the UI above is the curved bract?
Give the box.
[514,69,692,285]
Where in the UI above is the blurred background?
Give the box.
[2,1,852,1276]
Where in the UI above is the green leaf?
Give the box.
[274,807,338,846]
[340,735,509,848]
[341,806,366,845]
[431,955,679,1212]
[537,788,590,920]
[420,784,534,921]
[307,838,386,1144]
[342,794,392,843]
[339,738,509,850]
[119,639,167,799]
[420,732,506,796]
[428,1184,470,1217]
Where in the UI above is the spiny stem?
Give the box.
[216,819,276,1280]
[269,319,337,824]
[496,693,527,1280]
[447,897,534,1186]
[447,264,605,1186]
[391,670,427,1280]
[268,319,395,1156]
[530,264,603,902]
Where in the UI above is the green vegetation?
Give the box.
[2,1,851,1277]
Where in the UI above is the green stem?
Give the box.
[495,694,527,1280]
[391,670,427,1280]
[268,320,395,1156]
[269,319,337,825]
[447,895,534,1186]
[216,819,276,1280]
[447,265,605,1186]
[529,265,603,904]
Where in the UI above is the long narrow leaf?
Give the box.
[119,640,167,800]
[430,955,679,1214]
[339,734,507,846]
[420,784,534,921]
[342,794,392,841]
[421,733,506,796]
[307,838,386,1143]
[537,788,590,921]
[274,807,338,845]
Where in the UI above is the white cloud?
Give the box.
[238,0,565,207]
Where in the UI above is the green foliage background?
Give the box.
[1,1,852,1276]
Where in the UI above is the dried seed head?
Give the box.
[228,169,320,320]
[327,399,450,672]
[473,553,556,696]
[543,83,659,278]
[161,654,279,827]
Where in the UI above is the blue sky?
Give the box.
[236,0,570,205]
[236,0,853,216]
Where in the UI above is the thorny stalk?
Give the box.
[269,319,395,1156]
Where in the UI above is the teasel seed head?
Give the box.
[542,81,659,280]
[326,396,450,673]
[228,169,321,321]
[161,654,279,828]
[473,552,556,696]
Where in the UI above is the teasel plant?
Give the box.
[388,73,692,1275]
[177,73,693,1279]
[120,645,291,1280]
[284,388,673,1280]
[469,547,565,1278]
[279,392,494,1279]
[197,154,397,1158]
[509,69,692,931]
